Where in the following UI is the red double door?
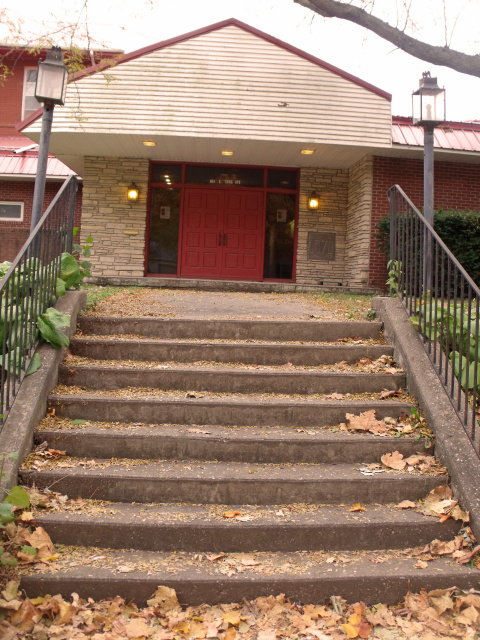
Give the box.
[181,188,264,280]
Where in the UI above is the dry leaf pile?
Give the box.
[3,584,480,639]
[340,409,433,441]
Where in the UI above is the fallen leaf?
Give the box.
[223,611,241,626]
[223,510,240,518]
[379,390,401,399]
[146,586,180,613]
[414,560,429,569]
[240,556,261,566]
[396,500,417,509]
[125,618,154,638]
[381,451,406,470]
[206,553,227,561]
[349,504,366,512]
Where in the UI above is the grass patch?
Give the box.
[81,285,142,313]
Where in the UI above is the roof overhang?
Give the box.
[22,131,389,176]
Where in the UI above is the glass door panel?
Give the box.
[148,188,181,274]
[263,193,295,279]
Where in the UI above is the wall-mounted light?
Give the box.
[308,192,320,210]
[143,141,156,147]
[127,182,139,202]
[221,150,234,156]
[301,149,315,155]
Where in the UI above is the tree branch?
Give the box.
[294,0,480,78]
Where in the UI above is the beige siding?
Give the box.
[32,26,391,148]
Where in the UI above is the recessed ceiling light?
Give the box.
[143,141,156,147]
[301,149,314,155]
[221,150,234,156]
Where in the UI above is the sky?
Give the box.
[2,0,480,122]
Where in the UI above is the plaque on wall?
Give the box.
[159,206,171,219]
[276,209,287,222]
[307,232,336,261]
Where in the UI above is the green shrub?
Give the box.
[375,209,480,286]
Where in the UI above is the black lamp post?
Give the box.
[30,46,68,233]
[412,72,446,290]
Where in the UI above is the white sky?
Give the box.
[2,0,480,121]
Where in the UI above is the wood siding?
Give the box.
[28,26,391,148]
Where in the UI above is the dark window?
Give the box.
[151,164,182,185]
[267,169,297,190]
[185,165,263,187]
[0,202,24,221]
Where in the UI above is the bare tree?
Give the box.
[294,0,480,78]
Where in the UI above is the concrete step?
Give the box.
[35,502,460,552]
[48,394,413,428]
[70,337,393,365]
[20,460,446,504]
[20,549,479,606]
[58,365,405,395]
[78,317,383,341]
[35,424,431,464]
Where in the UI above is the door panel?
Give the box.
[222,191,263,280]
[181,189,223,277]
[181,188,264,280]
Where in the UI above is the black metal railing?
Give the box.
[389,184,480,456]
[0,176,77,429]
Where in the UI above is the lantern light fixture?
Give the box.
[143,141,156,147]
[412,71,446,126]
[301,149,315,155]
[221,150,234,156]
[34,46,68,106]
[308,192,320,210]
[127,182,139,202]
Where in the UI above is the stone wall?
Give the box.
[82,157,149,277]
[345,156,373,287]
[296,167,349,286]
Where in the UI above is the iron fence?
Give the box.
[0,176,77,429]
[389,184,480,456]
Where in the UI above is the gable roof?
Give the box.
[18,18,390,132]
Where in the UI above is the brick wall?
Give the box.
[81,157,149,277]
[345,156,373,287]
[0,180,83,261]
[369,156,480,289]
[296,167,348,286]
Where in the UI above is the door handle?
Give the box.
[218,231,222,246]
[223,233,226,246]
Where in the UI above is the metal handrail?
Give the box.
[389,184,480,456]
[0,175,77,429]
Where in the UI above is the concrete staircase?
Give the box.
[20,315,479,605]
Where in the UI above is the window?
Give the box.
[0,202,24,222]
[22,68,38,120]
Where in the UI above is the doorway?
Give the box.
[180,188,264,280]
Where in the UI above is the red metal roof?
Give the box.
[392,116,480,153]
[0,136,75,178]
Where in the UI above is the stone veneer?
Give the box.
[296,167,349,286]
[82,157,374,286]
[81,157,149,277]
[345,156,373,287]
